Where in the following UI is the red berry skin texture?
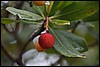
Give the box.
[39,33,55,49]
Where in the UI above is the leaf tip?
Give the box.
[77,54,86,58]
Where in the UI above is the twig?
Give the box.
[1,1,25,66]
[46,17,49,32]
[16,59,25,66]
[19,20,46,59]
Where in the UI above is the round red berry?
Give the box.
[39,33,55,49]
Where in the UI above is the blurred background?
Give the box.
[1,1,99,66]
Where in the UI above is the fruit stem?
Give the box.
[46,16,49,33]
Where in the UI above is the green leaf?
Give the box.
[66,46,99,66]
[49,1,74,16]
[32,4,46,19]
[48,1,60,16]
[54,1,99,21]
[49,28,88,58]
[6,7,43,21]
[83,11,99,22]
[46,1,54,14]
[57,1,74,10]
[19,20,37,24]
[19,19,42,24]
[1,18,17,24]
[51,19,70,25]
[49,22,75,30]
[45,48,59,54]
[49,23,69,30]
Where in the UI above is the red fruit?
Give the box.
[39,33,55,49]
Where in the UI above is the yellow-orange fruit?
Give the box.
[35,41,45,52]
[33,1,46,6]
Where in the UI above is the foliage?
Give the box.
[1,1,99,66]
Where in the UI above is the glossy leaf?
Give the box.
[83,11,99,22]
[57,1,74,10]
[54,1,99,21]
[51,19,70,25]
[49,1,74,16]
[6,7,43,21]
[19,19,42,24]
[32,4,46,18]
[49,23,69,30]
[48,1,60,16]
[49,22,75,30]
[1,18,17,24]
[49,28,88,58]
[66,46,99,66]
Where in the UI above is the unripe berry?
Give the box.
[35,41,45,52]
[39,33,55,49]
[33,1,46,6]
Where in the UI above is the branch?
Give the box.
[16,59,25,66]
[19,20,46,58]
[1,2,25,66]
